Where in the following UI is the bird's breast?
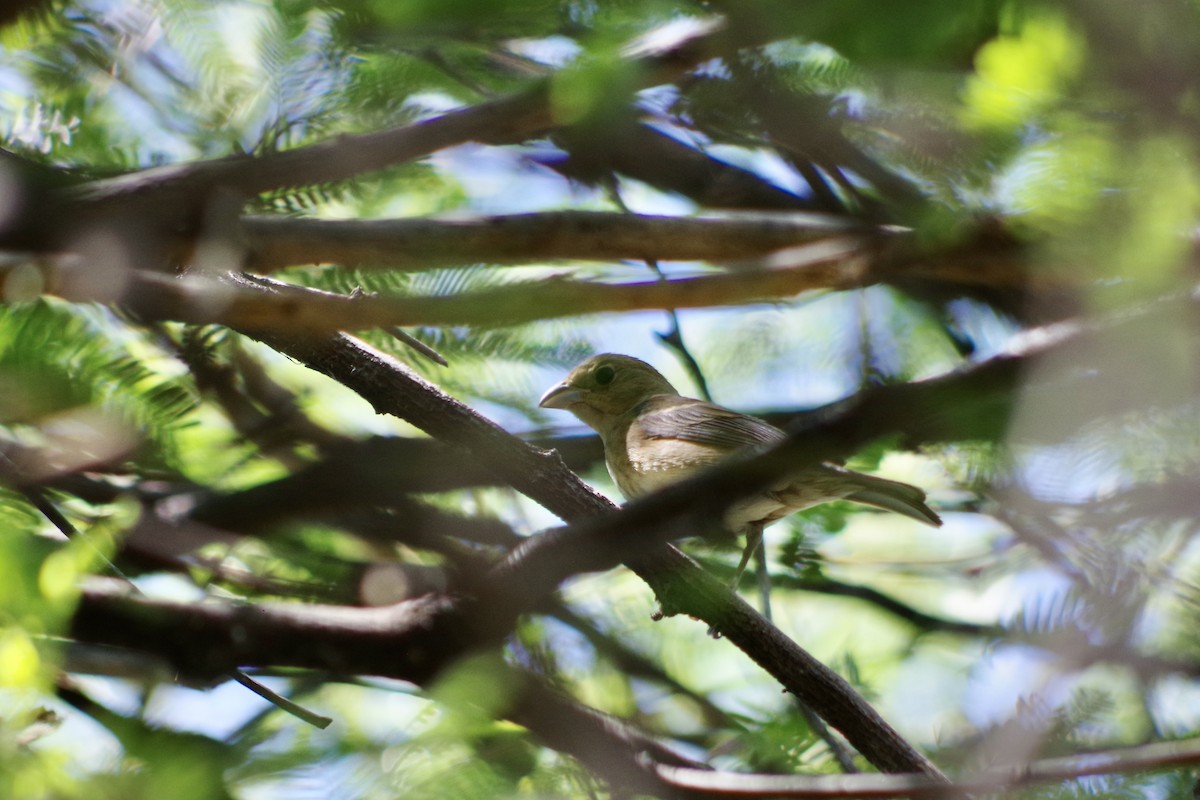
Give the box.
[604,431,727,499]
[610,455,701,498]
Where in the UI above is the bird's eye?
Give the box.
[595,365,616,386]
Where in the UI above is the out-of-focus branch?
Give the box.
[70,89,554,214]
[26,223,1069,333]
[71,579,690,797]
[0,19,739,256]
[41,240,861,331]
[655,732,1200,797]
[22,486,332,729]
[74,21,734,207]
[0,1,52,27]
[508,673,701,796]
[188,438,512,533]
[240,211,857,271]
[765,574,1001,638]
[544,604,733,730]
[74,578,466,680]
[546,119,822,213]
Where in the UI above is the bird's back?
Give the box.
[611,393,940,530]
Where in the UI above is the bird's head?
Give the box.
[539,354,678,431]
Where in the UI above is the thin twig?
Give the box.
[389,327,448,366]
[607,187,714,403]
[655,731,1200,797]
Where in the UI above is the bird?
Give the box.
[539,353,942,594]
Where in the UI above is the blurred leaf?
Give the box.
[962,11,1085,132]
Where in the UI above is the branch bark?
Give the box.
[240,211,858,271]
[32,226,1052,333]
[33,240,861,332]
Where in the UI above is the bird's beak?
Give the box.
[539,382,582,409]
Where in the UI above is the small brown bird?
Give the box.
[539,354,941,588]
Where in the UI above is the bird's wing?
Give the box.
[634,395,786,453]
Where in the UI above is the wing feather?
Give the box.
[634,396,785,453]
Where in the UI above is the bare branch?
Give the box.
[66,19,739,215]
[766,574,1000,638]
[71,89,553,213]
[45,239,858,332]
[27,212,1077,333]
[656,733,1200,797]
[240,211,857,271]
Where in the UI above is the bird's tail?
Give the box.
[843,473,942,527]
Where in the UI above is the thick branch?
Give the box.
[240,211,857,271]
[53,239,862,332]
[73,579,468,682]
[27,215,1071,333]
[70,583,680,796]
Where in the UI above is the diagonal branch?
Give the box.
[67,19,739,215]
[71,88,554,211]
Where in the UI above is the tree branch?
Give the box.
[775,576,1000,638]
[240,211,857,271]
[24,210,1080,333]
[56,19,739,227]
[38,238,1013,335]
[656,733,1200,797]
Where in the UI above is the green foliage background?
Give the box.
[2,0,1200,797]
